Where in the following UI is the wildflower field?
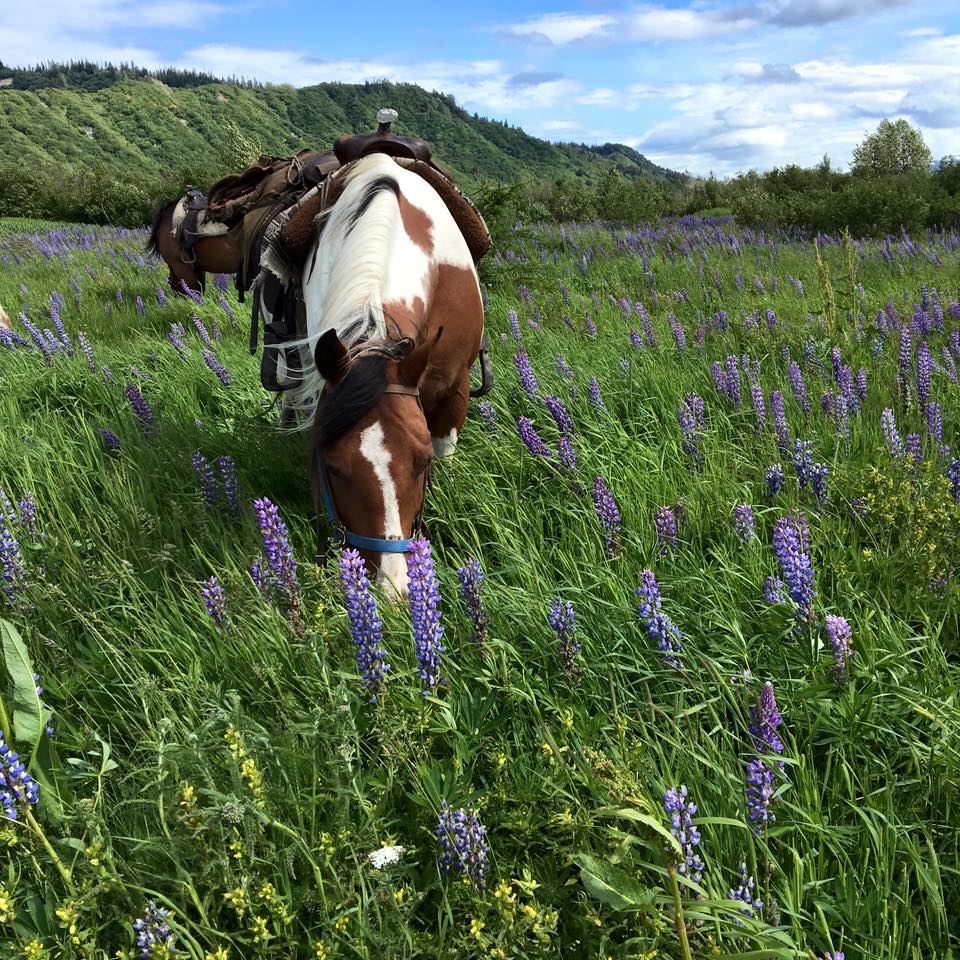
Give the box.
[0,212,958,959]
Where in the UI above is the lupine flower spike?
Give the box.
[435,801,490,887]
[339,549,390,702]
[406,538,446,695]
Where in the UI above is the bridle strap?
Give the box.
[314,383,428,557]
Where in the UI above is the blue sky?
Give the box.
[5,0,960,176]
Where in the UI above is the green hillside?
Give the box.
[0,67,681,195]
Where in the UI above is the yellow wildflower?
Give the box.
[204,949,230,960]
[23,941,46,960]
[469,918,485,940]
[223,887,246,919]
[334,915,349,933]
[249,915,269,943]
[314,942,331,960]
[0,885,14,923]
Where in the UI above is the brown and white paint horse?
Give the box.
[283,153,484,599]
[146,198,240,293]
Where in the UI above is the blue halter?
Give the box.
[314,383,428,556]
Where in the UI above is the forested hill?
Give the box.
[0,61,681,192]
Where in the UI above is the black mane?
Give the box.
[316,352,389,450]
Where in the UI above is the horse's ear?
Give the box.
[397,327,443,387]
[315,329,348,384]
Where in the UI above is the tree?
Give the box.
[851,119,932,178]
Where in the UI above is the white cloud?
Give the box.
[627,5,759,41]
[503,13,615,45]
[538,119,582,132]
[575,87,619,106]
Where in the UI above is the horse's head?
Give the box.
[312,328,441,600]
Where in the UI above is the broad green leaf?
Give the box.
[596,806,683,857]
[575,854,657,912]
[1,619,43,753]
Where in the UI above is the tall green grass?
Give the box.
[0,217,957,959]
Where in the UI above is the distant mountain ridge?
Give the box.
[0,60,683,192]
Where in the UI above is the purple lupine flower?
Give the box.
[435,801,489,887]
[787,362,810,415]
[881,408,903,460]
[219,296,237,329]
[809,463,829,504]
[655,506,678,557]
[97,428,121,452]
[588,377,607,412]
[201,575,233,634]
[517,417,552,460]
[593,476,622,558]
[549,597,580,678]
[218,456,240,516]
[214,273,230,293]
[724,355,742,409]
[898,325,913,392]
[668,312,686,351]
[772,513,815,622]
[132,903,175,960]
[545,395,574,436]
[250,557,271,601]
[115,288,123,306]
[124,384,154,436]
[508,309,522,342]
[636,571,683,669]
[557,435,578,474]
[192,313,213,348]
[906,433,922,464]
[556,354,574,378]
[477,400,497,432]
[750,682,785,757]
[678,399,702,467]
[711,361,726,397]
[0,512,26,607]
[790,440,813,489]
[203,350,231,387]
[135,296,144,318]
[766,463,785,498]
[855,367,868,402]
[636,302,657,347]
[618,358,630,379]
[252,497,300,619]
[167,325,188,360]
[339,548,390,701]
[457,560,490,648]
[77,331,96,371]
[16,495,38,540]
[406,538,446,695]
[750,385,766,432]
[0,728,40,820]
[763,575,787,604]
[948,459,960,502]
[630,328,644,349]
[820,389,834,416]
[191,453,218,511]
[824,614,852,684]
[584,313,597,338]
[209,314,223,342]
[927,402,943,448]
[179,280,205,306]
[745,756,777,833]
[917,341,932,408]
[733,504,756,543]
[156,287,168,306]
[513,349,540,397]
[769,391,790,452]
[21,317,53,365]
[819,953,844,960]
[727,862,763,921]
[940,346,957,384]
[50,299,73,356]
[662,785,704,885]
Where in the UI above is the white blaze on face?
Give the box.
[358,419,408,598]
